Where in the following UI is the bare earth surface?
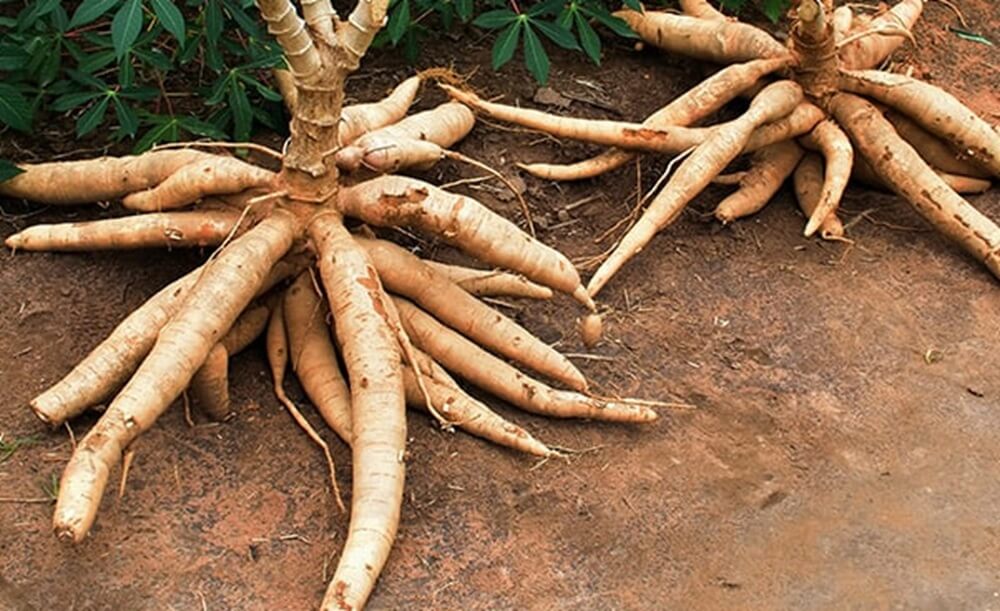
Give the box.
[2,2,999,609]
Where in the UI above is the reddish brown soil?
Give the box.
[2,2,999,609]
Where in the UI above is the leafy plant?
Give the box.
[0,0,285,150]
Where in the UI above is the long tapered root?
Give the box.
[794,154,846,240]
[831,93,1000,278]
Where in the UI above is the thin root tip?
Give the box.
[4,234,22,249]
[572,286,597,312]
[803,218,820,238]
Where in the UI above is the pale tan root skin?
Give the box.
[839,0,923,69]
[715,139,805,223]
[337,175,594,308]
[613,8,790,63]
[884,110,992,179]
[838,70,1000,177]
[794,153,845,240]
[53,210,298,541]
[190,303,272,421]
[401,362,552,457]
[852,157,992,195]
[0,150,211,204]
[5,210,241,251]
[831,93,1000,278]
[122,156,276,212]
[679,0,727,21]
[284,272,353,444]
[358,237,587,392]
[395,297,657,423]
[341,76,423,145]
[515,57,792,180]
[587,81,805,297]
[29,256,302,427]
[423,260,553,299]
[309,214,405,611]
[800,119,854,236]
[336,102,475,172]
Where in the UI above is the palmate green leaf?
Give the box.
[149,0,185,43]
[761,0,790,22]
[52,90,103,112]
[0,159,25,184]
[111,0,143,59]
[0,84,33,132]
[574,11,601,64]
[229,81,252,142]
[532,18,579,51]
[582,4,636,38]
[76,96,110,136]
[17,0,60,31]
[622,0,642,11]
[68,0,119,29]
[454,0,473,22]
[474,9,518,30]
[522,23,549,84]
[526,0,565,18]
[491,21,521,70]
[134,116,179,152]
[112,95,139,137]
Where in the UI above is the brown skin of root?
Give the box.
[122,157,276,212]
[799,119,854,236]
[422,260,553,299]
[883,110,992,179]
[838,0,923,69]
[357,237,587,392]
[4,210,242,251]
[852,156,992,196]
[830,93,1000,278]
[794,153,845,240]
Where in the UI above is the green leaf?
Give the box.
[474,9,518,30]
[76,96,110,136]
[454,0,472,22]
[387,0,410,44]
[949,27,993,46]
[491,21,521,70]
[526,0,565,18]
[522,24,549,84]
[0,84,33,132]
[177,116,227,139]
[622,0,642,11]
[574,12,601,64]
[761,0,788,22]
[0,159,25,184]
[532,18,579,50]
[112,96,139,136]
[68,0,119,29]
[17,0,60,30]
[149,0,185,43]
[134,117,178,152]
[111,0,143,60]
[229,81,252,141]
[52,91,103,111]
[583,5,636,38]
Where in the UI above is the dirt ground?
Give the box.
[2,2,999,609]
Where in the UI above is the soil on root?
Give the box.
[1,2,999,609]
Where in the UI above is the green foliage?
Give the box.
[380,0,639,85]
[0,0,285,150]
[719,0,792,22]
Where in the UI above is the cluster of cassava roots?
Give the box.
[2,0,996,608]
[447,0,999,295]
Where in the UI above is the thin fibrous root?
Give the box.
[308,212,406,611]
[337,175,595,310]
[266,299,345,513]
[513,56,792,181]
[4,210,242,251]
[284,272,353,445]
[423,260,553,299]
[794,153,845,241]
[122,157,276,212]
[358,237,588,392]
[831,93,1000,278]
[394,297,658,423]
[799,119,854,237]
[190,303,271,421]
[587,80,804,297]
[52,209,299,542]
[838,69,1000,177]
[0,150,211,204]
[29,256,304,427]
[613,8,790,63]
[715,140,805,224]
